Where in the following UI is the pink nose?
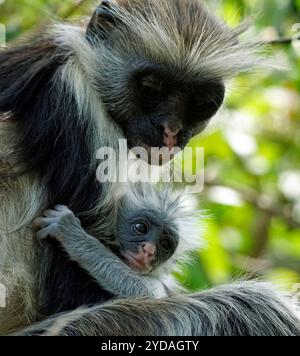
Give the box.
[163,128,180,150]
[141,242,156,257]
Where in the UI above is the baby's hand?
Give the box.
[33,205,81,241]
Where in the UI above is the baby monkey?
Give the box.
[34,185,201,299]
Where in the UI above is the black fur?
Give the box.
[0,39,112,315]
[0,40,101,213]
[38,242,114,317]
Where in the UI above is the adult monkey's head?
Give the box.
[86,0,259,161]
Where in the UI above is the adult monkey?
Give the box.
[0,0,299,335]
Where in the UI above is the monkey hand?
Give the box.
[33,205,82,242]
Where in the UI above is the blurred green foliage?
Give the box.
[1,0,300,292]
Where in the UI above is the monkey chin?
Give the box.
[123,252,153,274]
[130,144,180,167]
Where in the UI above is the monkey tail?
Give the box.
[14,281,300,336]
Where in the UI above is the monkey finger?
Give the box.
[36,228,51,240]
[54,205,73,214]
[32,217,45,229]
[33,217,56,229]
[43,209,60,218]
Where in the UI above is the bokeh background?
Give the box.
[1,0,300,292]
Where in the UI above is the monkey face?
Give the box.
[87,1,227,164]
[106,63,225,163]
[116,210,179,274]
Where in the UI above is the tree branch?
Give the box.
[266,35,300,45]
[234,254,300,276]
[250,211,272,259]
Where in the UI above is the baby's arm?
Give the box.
[34,206,169,299]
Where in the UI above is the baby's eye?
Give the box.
[133,222,149,235]
[160,237,172,253]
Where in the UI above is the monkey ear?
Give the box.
[86,1,118,42]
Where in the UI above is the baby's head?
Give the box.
[115,184,202,275]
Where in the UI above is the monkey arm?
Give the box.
[33,206,169,299]
[60,234,168,299]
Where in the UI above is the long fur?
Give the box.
[0,123,47,332]
[16,281,300,336]
[88,0,263,79]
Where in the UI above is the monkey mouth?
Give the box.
[129,141,179,166]
[123,252,152,273]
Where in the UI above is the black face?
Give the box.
[116,210,179,274]
[87,2,225,164]
[108,61,225,162]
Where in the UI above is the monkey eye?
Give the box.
[159,237,172,253]
[133,221,149,235]
[191,98,215,112]
[139,75,163,100]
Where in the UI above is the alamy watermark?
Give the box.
[96,140,205,194]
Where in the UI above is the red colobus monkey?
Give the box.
[0,0,299,335]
